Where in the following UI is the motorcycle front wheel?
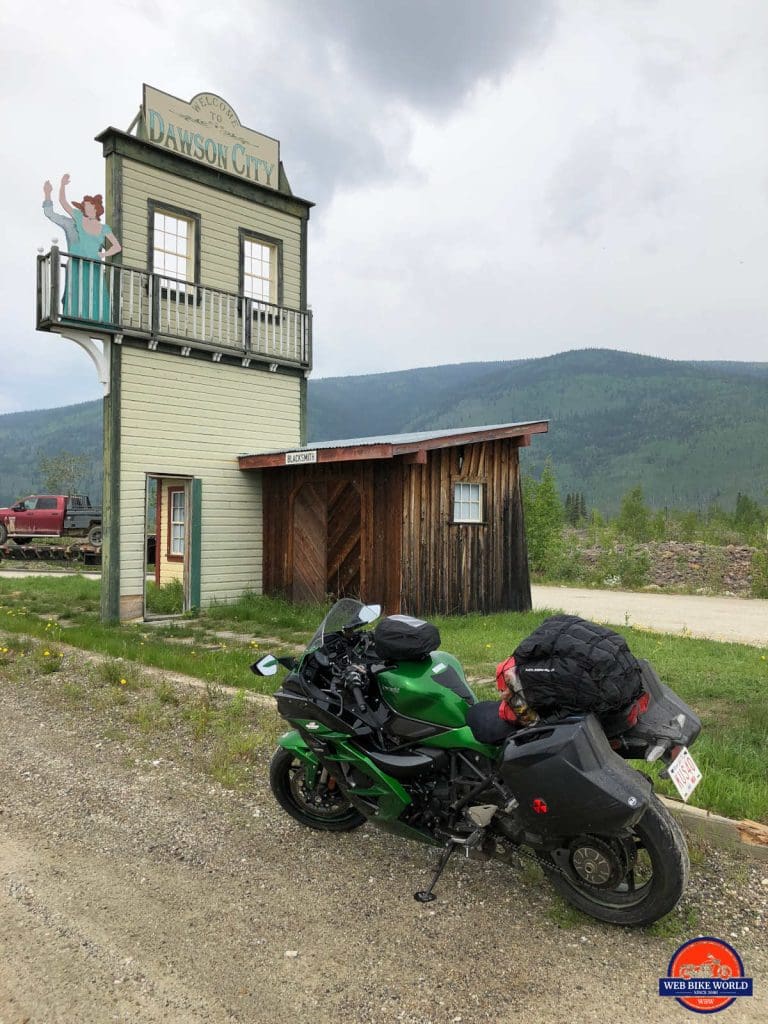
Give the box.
[269,747,366,832]
[543,794,690,927]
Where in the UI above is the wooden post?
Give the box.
[50,244,60,322]
[100,342,121,622]
[189,478,202,610]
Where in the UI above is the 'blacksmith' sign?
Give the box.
[142,85,279,189]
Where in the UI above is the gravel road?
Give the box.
[1,649,766,1024]
[532,585,768,647]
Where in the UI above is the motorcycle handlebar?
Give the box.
[342,666,368,713]
[350,684,368,714]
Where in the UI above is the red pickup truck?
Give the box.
[0,495,102,547]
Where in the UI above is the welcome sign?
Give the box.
[142,85,280,189]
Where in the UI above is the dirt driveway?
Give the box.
[532,585,768,647]
[0,650,766,1024]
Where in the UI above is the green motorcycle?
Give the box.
[253,599,699,927]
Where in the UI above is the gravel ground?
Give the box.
[0,643,766,1024]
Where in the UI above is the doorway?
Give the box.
[144,474,199,618]
[291,480,362,603]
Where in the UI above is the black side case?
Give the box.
[500,714,650,838]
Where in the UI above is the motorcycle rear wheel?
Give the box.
[543,794,689,927]
[269,747,366,832]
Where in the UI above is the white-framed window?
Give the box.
[453,482,483,523]
[168,487,186,558]
[242,238,277,304]
[152,210,194,289]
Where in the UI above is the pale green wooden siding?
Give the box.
[120,346,301,607]
[120,159,302,307]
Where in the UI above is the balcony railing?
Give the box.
[36,247,312,369]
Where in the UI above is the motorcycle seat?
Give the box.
[465,701,518,745]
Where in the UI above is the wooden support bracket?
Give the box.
[402,449,427,465]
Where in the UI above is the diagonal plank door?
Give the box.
[326,481,362,598]
[292,482,327,603]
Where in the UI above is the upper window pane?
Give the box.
[242,237,276,304]
[153,210,194,284]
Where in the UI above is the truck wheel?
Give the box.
[12,537,32,546]
[87,525,103,546]
[0,523,7,545]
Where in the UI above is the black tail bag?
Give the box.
[513,615,643,721]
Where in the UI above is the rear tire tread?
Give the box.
[545,794,689,927]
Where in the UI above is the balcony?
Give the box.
[36,247,312,370]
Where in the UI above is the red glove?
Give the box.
[495,655,516,692]
[498,700,519,724]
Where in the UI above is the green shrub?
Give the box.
[596,542,650,589]
[145,578,185,615]
[751,547,768,598]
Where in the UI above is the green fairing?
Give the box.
[278,724,441,845]
[418,727,500,760]
[378,652,473,728]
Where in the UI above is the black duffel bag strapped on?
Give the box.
[512,614,644,720]
[373,614,441,662]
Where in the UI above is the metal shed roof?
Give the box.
[238,420,548,469]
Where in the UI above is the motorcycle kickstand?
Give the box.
[414,840,459,904]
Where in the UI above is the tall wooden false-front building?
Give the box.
[36,86,312,620]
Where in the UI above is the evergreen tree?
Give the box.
[523,462,564,572]
[615,485,653,543]
[734,492,765,541]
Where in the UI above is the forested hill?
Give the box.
[310,349,768,511]
[1,349,766,512]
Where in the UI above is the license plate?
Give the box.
[667,746,702,802]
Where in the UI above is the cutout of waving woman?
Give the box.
[56,174,121,322]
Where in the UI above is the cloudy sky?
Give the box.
[1,0,766,414]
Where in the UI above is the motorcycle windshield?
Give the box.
[305,598,367,654]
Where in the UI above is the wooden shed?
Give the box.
[239,420,548,616]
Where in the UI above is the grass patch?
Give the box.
[0,580,297,693]
[547,897,588,929]
[146,578,185,616]
[647,903,700,940]
[204,591,322,633]
[32,646,65,674]
[1,577,767,821]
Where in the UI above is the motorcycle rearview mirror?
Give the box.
[251,654,279,677]
[359,604,381,624]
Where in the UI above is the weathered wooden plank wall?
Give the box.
[261,438,530,616]
[399,439,530,616]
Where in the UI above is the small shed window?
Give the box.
[453,482,483,523]
[168,487,186,559]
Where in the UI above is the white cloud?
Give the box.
[0,0,766,412]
